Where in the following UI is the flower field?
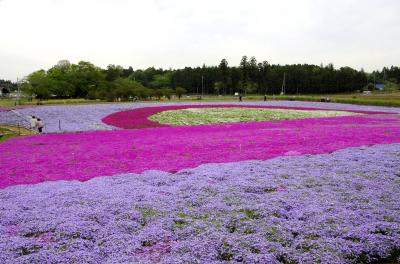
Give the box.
[101,104,388,130]
[1,101,399,133]
[0,102,399,263]
[149,107,360,126]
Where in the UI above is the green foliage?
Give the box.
[0,127,18,142]
[105,64,123,82]
[175,87,187,99]
[150,72,172,88]
[69,61,106,98]
[23,70,54,99]
[0,79,17,91]
[160,88,174,100]
[134,86,151,99]
[383,81,400,92]
[218,59,229,95]
[217,242,234,261]
[240,209,261,220]
[332,98,400,107]
[153,89,163,100]
[268,95,400,107]
[214,81,223,95]
[19,58,400,102]
[0,126,34,143]
[111,78,140,99]
[364,83,375,91]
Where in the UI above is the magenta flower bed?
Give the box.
[101,104,384,129]
[1,114,399,189]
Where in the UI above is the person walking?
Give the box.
[28,115,38,131]
[36,118,45,133]
[264,95,267,101]
[239,95,242,102]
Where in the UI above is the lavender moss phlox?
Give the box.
[0,101,398,133]
[0,144,399,263]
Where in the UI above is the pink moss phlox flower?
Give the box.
[102,104,383,129]
[1,114,399,188]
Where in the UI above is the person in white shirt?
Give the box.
[28,116,38,131]
[36,118,45,133]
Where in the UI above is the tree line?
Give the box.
[0,79,17,94]
[15,57,400,100]
[372,66,400,84]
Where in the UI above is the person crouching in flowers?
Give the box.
[36,118,45,133]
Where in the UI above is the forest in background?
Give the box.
[1,56,399,100]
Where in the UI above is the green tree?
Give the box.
[218,59,229,94]
[153,89,163,100]
[21,56,382,99]
[24,70,55,99]
[161,87,174,100]
[214,81,222,95]
[150,73,172,88]
[122,66,134,78]
[110,78,148,101]
[134,86,151,99]
[105,64,123,82]
[175,87,187,99]
[68,61,106,98]
[239,56,249,94]
[47,63,75,97]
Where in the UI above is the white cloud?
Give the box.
[0,0,399,80]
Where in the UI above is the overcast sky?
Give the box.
[0,0,399,81]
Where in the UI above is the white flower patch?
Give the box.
[149,107,361,126]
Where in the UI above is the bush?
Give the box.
[175,87,187,99]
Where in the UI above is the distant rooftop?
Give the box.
[375,83,385,90]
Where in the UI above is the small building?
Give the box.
[375,83,385,90]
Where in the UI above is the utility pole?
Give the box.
[16,77,20,106]
[383,68,386,84]
[373,72,376,90]
[281,73,286,95]
[202,75,204,96]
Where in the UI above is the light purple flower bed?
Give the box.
[1,144,399,263]
[0,101,398,133]
[0,104,142,132]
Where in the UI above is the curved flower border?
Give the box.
[101,104,384,130]
[1,113,399,189]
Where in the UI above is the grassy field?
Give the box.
[0,98,98,108]
[1,91,400,108]
[263,92,400,107]
[0,125,35,143]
